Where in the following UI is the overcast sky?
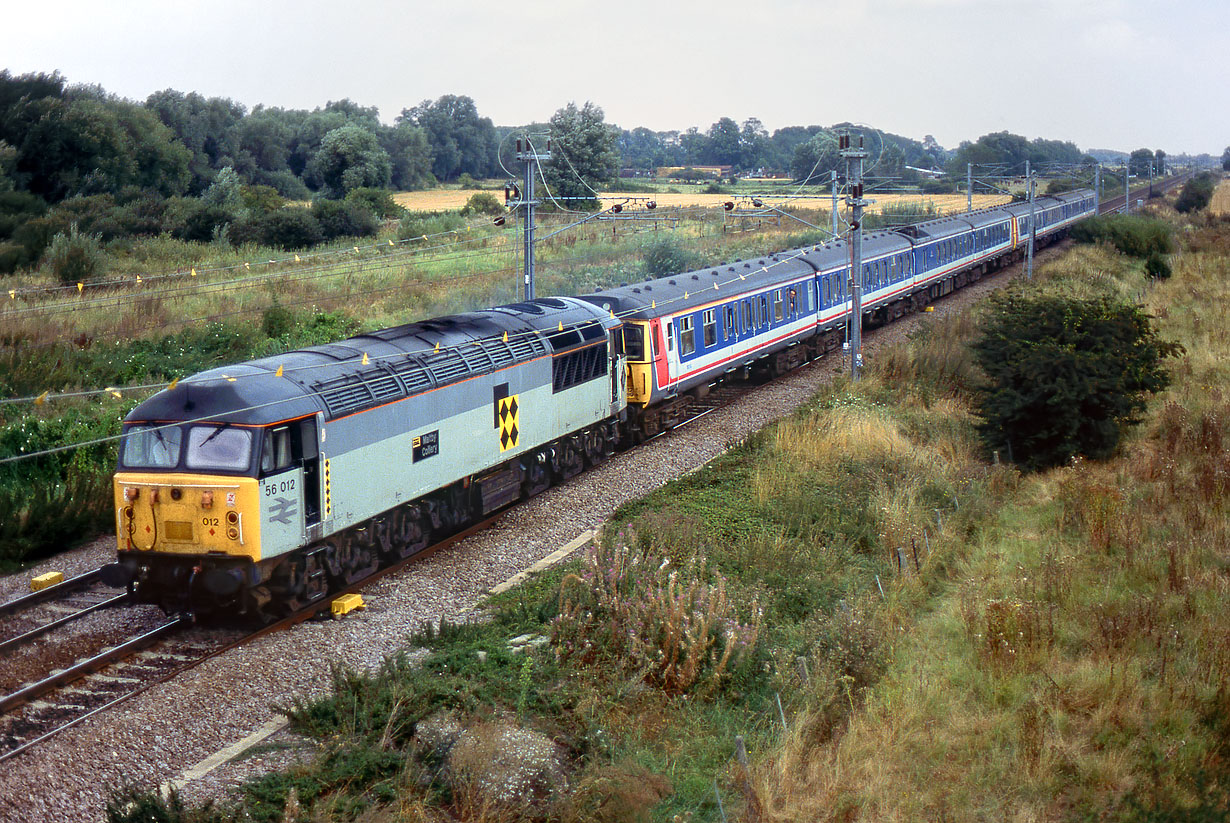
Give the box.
[3,0,1226,156]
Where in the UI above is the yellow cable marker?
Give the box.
[8,290,14,299]
[651,300,656,309]
[502,331,508,342]
[135,275,142,284]
[190,267,197,277]
[388,239,394,246]
[105,387,122,399]
[244,262,250,270]
[353,246,359,254]
[168,377,179,390]
[77,282,83,292]
[713,282,719,290]
[275,365,284,377]
[294,254,300,262]
[434,342,440,353]
[34,390,48,406]
[558,321,564,331]
[361,353,369,365]
[684,291,689,299]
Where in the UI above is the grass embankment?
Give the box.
[113,208,1230,822]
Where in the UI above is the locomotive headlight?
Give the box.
[124,487,139,502]
[201,491,214,509]
[227,527,239,540]
[226,511,239,525]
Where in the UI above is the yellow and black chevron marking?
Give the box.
[497,394,520,452]
[323,458,332,518]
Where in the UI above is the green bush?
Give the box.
[641,234,701,277]
[921,178,957,194]
[43,224,107,283]
[1070,214,1173,259]
[1175,172,1217,214]
[1145,250,1171,279]
[459,191,503,217]
[174,203,234,243]
[250,208,323,250]
[311,199,378,240]
[456,172,479,189]
[344,187,404,219]
[239,184,286,215]
[971,292,1180,471]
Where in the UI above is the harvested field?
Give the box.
[393,189,1011,215]
[1209,178,1230,216]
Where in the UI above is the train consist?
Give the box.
[103,190,1096,620]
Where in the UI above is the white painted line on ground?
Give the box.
[488,528,597,596]
[161,716,288,797]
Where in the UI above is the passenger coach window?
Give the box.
[703,309,717,347]
[742,301,752,333]
[185,425,253,472]
[773,290,784,322]
[723,305,735,338]
[679,316,695,356]
[121,424,182,469]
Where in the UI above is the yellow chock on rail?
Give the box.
[924,306,935,312]
[331,594,365,617]
[31,572,63,591]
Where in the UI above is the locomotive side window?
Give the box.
[185,425,253,472]
[261,426,293,474]
[121,424,183,469]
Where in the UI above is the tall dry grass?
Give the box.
[748,215,1230,822]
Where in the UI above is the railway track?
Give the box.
[0,512,499,764]
[1098,170,1192,215]
[0,571,130,657]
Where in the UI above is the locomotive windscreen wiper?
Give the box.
[199,421,232,446]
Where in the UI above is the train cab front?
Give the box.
[105,420,265,615]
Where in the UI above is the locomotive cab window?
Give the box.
[261,426,293,474]
[121,424,183,469]
[185,425,253,473]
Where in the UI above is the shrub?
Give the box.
[971,292,1180,471]
[239,184,285,215]
[459,191,503,217]
[641,234,701,277]
[43,224,107,283]
[1145,250,1171,279]
[174,203,234,243]
[344,186,404,219]
[1175,172,1217,214]
[1070,214,1173,259]
[0,190,48,240]
[252,208,323,250]
[456,172,479,189]
[921,178,957,194]
[312,199,378,240]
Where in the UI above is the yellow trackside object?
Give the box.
[924,306,935,312]
[31,571,64,591]
[331,593,365,617]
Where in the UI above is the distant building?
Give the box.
[655,165,733,180]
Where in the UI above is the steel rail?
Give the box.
[0,569,103,619]
[0,593,131,656]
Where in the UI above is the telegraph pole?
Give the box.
[515,137,551,300]
[1026,160,1036,281]
[1094,164,1101,213]
[841,132,868,381]
[967,163,973,212]
[1124,164,1130,213]
[831,170,839,236]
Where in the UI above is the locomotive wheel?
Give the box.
[266,550,328,619]
[559,438,584,480]
[389,505,430,559]
[584,427,608,467]
[522,452,552,497]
